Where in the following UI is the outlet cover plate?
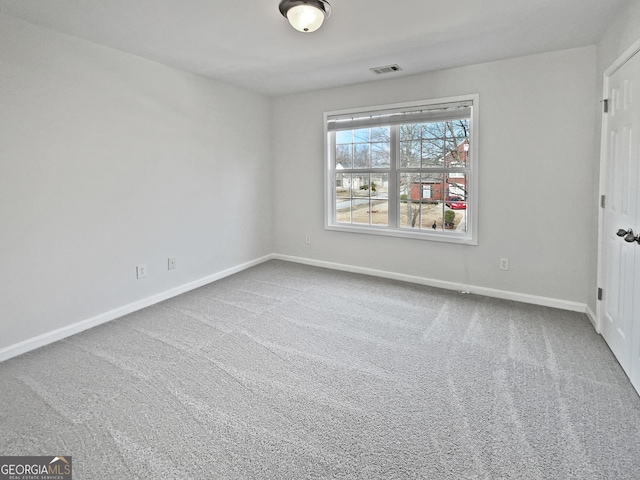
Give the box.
[136,265,147,279]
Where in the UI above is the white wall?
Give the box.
[0,15,273,351]
[273,47,597,305]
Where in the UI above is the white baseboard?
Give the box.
[585,306,598,330]
[273,254,590,314]
[0,254,274,363]
[0,252,594,363]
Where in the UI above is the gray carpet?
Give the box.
[1,260,640,479]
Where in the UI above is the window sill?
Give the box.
[325,223,477,245]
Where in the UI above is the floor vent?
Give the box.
[370,64,402,75]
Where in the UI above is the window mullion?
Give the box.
[388,125,399,228]
[328,131,336,226]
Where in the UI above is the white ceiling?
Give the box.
[0,0,627,96]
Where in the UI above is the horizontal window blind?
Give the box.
[327,101,472,131]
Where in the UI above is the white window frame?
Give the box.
[324,94,479,245]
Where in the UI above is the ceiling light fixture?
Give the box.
[279,0,331,33]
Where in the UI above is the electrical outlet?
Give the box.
[499,258,509,271]
[168,258,176,270]
[305,234,311,245]
[136,265,147,279]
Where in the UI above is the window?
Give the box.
[325,95,478,244]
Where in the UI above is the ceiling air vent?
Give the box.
[370,64,402,75]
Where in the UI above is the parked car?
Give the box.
[445,196,466,210]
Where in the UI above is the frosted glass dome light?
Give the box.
[279,0,331,33]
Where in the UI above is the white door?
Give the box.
[600,49,640,394]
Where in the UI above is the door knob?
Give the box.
[617,228,640,244]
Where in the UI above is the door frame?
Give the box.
[596,37,640,334]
